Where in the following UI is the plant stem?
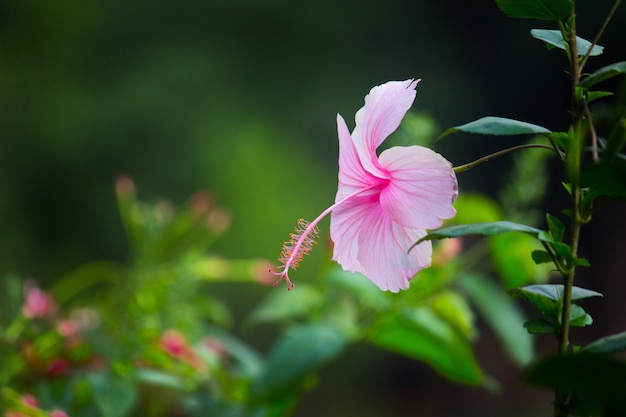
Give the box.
[452,144,557,173]
[579,0,623,74]
[554,10,586,417]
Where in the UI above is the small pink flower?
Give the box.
[21,393,39,408]
[22,281,57,319]
[160,329,188,357]
[271,80,457,292]
[49,409,69,417]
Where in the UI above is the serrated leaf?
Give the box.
[583,331,626,354]
[579,61,626,89]
[531,250,554,265]
[546,213,565,241]
[250,324,348,401]
[531,29,604,56]
[368,306,483,384]
[524,318,555,334]
[438,116,551,140]
[460,275,533,365]
[496,0,573,20]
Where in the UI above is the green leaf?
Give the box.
[585,90,614,104]
[512,284,602,302]
[205,326,264,377]
[509,286,558,321]
[250,324,348,400]
[547,239,575,267]
[531,29,604,56]
[414,221,543,244]
[368,306,483,384]
[553,133,571,155]
[438,116,551,140]
[583,331,626,354]
[460,275,533,365]
[134,369,185,390]
[248,284,322,325]
[574,257,591,267]
[524,318,555,334]
[531,250,554,265]
[496,0,573,20]
[579,61,626,89]
[569,304,593,327]
[414,221,577,270]
[88,373,138,417]
[430,291,476,340]
[546,213,564,241]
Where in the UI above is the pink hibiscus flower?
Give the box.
[22,280,57,319]
[271,79,457,292]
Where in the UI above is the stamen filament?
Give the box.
[270,184,378,290]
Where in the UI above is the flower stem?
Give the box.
[452,144,557,173]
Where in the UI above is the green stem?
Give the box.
[452,144,557,173]
[579,0,623,74]
[554,10,585,417]
[560,180,583,349]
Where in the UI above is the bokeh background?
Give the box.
[1,1,625,416]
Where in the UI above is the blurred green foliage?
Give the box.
[0,112,557,417]
[1,1,625,416]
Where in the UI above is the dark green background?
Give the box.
[1,1,625,416]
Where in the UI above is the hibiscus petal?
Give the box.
[378,145,458,229]
[330,193,379,274]
[330,195,432,292]
[357,207,432,292]
[336,114,380,200]
[351,79,420,176]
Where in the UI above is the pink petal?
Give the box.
[351,79,419,176]
[336,114,381,200]
[378,145,458,229]
[330,192,378,274]
[330,195,432,292]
